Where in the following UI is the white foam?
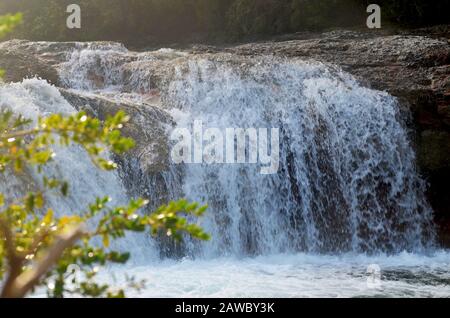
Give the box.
[105,251,450,297]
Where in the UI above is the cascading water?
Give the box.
[0,78,158,263]
[58,45,435,256]
[2,43,449,297]
[165,57,435,256]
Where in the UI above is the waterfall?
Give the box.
[0,78,159,262]
[164,57,435,255]
[1,43,436,261]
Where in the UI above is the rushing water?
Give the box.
[105,252,450,298]
[1,42,449,297]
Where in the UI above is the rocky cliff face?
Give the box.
[1,29,449,245]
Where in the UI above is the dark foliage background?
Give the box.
[0,0,449,46]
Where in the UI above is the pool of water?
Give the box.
[104,251,450,298]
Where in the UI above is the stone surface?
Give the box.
[0,40,72,84]
[59,88,174,175]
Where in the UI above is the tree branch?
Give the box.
[1,225,84,298]
[0,217,24,297]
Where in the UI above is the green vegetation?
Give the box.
[0,12,22,78]
[0,0,448,46]
[0,108,210,298]
[0,12,22,38]
[0,18,209,298]
[0,109,210,298]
